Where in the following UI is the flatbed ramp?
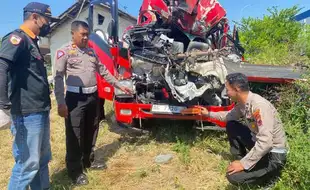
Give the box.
[225,60,305,83]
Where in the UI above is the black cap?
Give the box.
[24,2,60,22]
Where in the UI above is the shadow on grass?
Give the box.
[103,109,234,162]
[49,140,122,189]
[105,110,199,145]
[94,140,121,163]
[50,169,73,190]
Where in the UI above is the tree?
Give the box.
[238,6,310,65]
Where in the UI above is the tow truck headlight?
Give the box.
[104,87,111,93]
[120,109,132,116]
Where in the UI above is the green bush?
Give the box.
[273,73,310,189]
[238,6,310,65]
[296,24,310,59]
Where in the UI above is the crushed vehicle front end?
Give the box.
[105,26,237,128]
[89,0,240,128]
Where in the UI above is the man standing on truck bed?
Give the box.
[54,20,131,185]
[184,73,288,186]
[0,2,59,189]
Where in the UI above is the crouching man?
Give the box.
[192,73,287,186]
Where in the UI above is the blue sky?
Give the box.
[0,0,310,37]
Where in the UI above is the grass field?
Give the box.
[0,96,243,190]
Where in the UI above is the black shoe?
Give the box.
[99,118,107,126]
[73,173,89,186]
[89,162,107,170]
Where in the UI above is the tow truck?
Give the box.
[87,0,304,130]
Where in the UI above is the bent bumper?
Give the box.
[114,101,234,128]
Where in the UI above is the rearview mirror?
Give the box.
[94,29,109,44]
[107,21,113,38]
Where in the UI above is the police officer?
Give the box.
[54,20,131,185]
[0,2,59,189]
[188,73,287,186]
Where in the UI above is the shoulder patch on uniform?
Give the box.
[253,109,260,117]
[57,50,65,59]
[253,109,263,126]
[9,35,22,45]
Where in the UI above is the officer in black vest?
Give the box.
[0,2,59,189]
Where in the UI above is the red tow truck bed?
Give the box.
[225,60,305,84]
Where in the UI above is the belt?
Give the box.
[66,85,97,94]
[270,147,287,154]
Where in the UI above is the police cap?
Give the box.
[24,2,60,22]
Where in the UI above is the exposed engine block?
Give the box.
[117,26,230,106]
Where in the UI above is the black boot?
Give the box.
[73,173,89,186]
[89,162,107,170]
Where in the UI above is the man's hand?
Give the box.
[194,106,209,115]
[58,104,68,118]
[0,109,11,129]
[181,106,209,115]
[119,86,133,94]
[227,160,244,175]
